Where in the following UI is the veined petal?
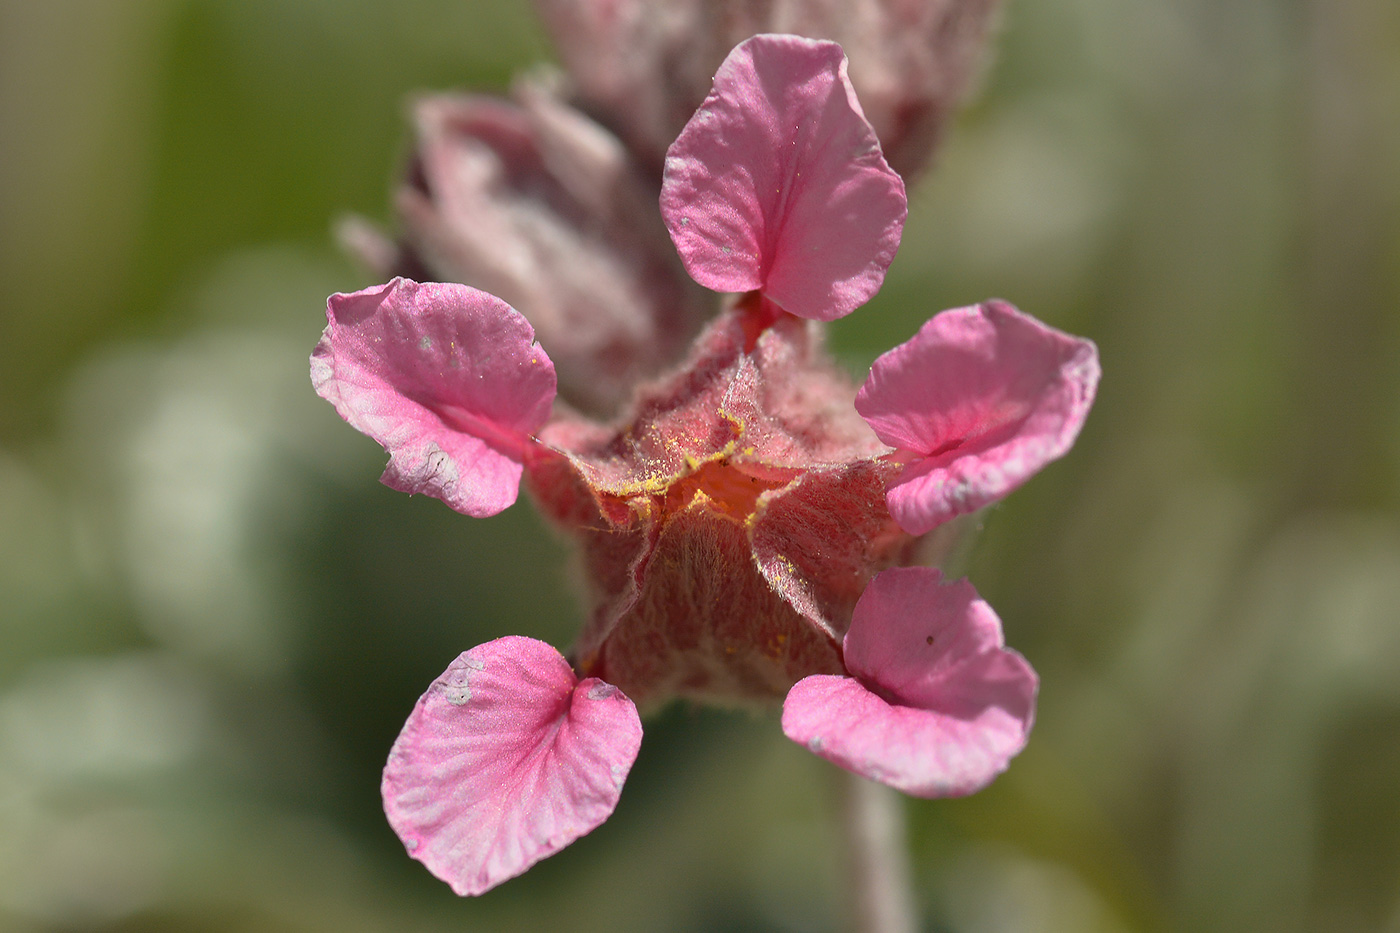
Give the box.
[382,637,643,896]
[311,277,556,517]
[661,34,906,321]
[782,568,1036,798]
[856,300,1099,535]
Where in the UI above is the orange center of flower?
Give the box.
[660,457,781,520]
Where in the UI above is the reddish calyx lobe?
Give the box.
[525,308,910,708]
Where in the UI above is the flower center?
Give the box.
[660,457,785,521]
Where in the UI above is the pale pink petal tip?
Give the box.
[311,277,557,517]
[660,34,906,322]
[382,636,643,896]
[782,567,1037,798]
[856,300,1100,535]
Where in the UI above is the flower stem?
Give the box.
[843,771,918,933]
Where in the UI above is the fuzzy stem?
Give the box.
[843,772,918,933]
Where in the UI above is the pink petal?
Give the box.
[382,637,643,896]
[660,34,907,321]
[311,278,556,517]
[782,568,1036,798]
[855,300,1099,535]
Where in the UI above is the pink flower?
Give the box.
[313,34,1098,896]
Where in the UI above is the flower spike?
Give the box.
[311,278,557,517]
[661,34,907,321]
[856,300,1100,535]
[383,637,643,896]
[782,568,1037,797]
[312,25,1100,899]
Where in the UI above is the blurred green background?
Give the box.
[2,0,1398,930]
